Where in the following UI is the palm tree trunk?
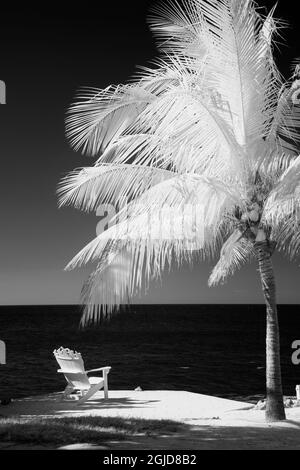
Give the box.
[254,241,286,422]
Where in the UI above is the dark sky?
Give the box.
[0,1,299,305]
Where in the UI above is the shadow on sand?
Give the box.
[1,392,300,449]
[0,392,161,418]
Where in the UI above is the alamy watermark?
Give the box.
[292,341,300,365]
[95,199,205,249]
[0,80,6,104]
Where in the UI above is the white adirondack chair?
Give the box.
[53,347,111,404]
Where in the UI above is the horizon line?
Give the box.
[0,303,299,307]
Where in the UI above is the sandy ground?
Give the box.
[1,390,300,449]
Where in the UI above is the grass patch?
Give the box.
[0,415,185,447]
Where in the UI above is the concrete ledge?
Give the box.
[0,390,251,422]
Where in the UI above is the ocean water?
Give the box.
[0,304,299,403]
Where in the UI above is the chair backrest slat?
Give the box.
[53,347,90,389]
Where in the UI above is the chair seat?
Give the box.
[88,376,104,385]
[70,376,104,391]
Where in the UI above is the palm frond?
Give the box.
[79,217,228,325]
[66,85,154,155]
[268,61,300,156]
[70,69,247,179]
[262,155,300,225]
[271,216,300,260]
[131,81,246,177]
[255,146,297,184]
[208,230,255,286]
[80,249,133,325]
[65,171,241,324]
[148,0,208,58]
[57,164,176,211]
[149,0,283,154]
[65,173,242,270]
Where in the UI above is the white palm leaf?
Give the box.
[79,213,228,325]
[65,0,283,177]
[65,173,242,271]
[148,0,282,154]
[67,87,244,178]
[148,0,209,58]
[79,204,243,325]
[83,70,246,178]
[208,230,255,286]
[64,179,239,324]
[272,217,300,260]
[131,80,245,177]
[268,75,300,156]
[136,59,190,93]
[80,249,133,325]
[79,243,169,326]
[66,66,190,160]
[66,85,154,155]
[262,155,300,225]
[57,164,175,211]
[66,67,192,160]
[255,144,298,185]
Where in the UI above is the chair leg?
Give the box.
[103,371,108,399]
[77,383,102,404]
[62,385,74,398]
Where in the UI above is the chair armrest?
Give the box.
[57,369,81,376]
[86,366,111,374]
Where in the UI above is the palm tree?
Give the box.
[58,0,300,422]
